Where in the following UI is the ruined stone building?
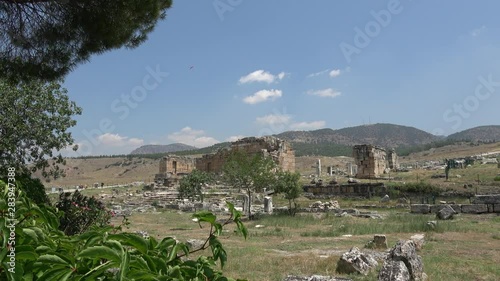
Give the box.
[196,136,295,173]
[353,145,398,179]
[155,137,295,184]
[155,155,196,184]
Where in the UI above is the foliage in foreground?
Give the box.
[0,180,247,280]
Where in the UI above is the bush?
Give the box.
[494,176,500,182]
[56,190,112,235]
[0,180,248,280]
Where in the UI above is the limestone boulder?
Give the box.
[386,240,425,281]
[283,276,352,281]
[336,247,378,275]
[378,260,410,281]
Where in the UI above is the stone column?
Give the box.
[264,196,273,214]
[242,194,250,213]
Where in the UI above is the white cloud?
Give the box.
[255,114,291,125]
[329,69,341,77]
[239,70,286,84]
[471,25,487,37]
[307,88,341,98]
[226,135,245,142]
[307,69,330,78]
[97,133,144,147]
[167,127,219,148]
[243,89,282,104]
[290,121,326,130]
[277,72,286,80]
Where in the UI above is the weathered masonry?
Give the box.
[353,145,399,179]
[303,182,386,198]
[155,155,196,184]
[195,136,295,173]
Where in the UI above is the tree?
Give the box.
[0,80,82,179]
[178,170,213,202]
[222,150,277,218]
[0,0,172,83]
[275,171,302,216]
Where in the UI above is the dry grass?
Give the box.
[113,205,500,281]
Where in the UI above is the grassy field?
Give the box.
[111,199,500,281]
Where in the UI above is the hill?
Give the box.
[130,143,197,155]
[447,125,500,142]
[276,123,440,157]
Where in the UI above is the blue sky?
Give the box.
[63,0,500,156]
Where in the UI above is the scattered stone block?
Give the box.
[381,240,426,281]
[410,234,425,251]
[283,275,352,281]
[336,247,378,275]
[378,260,410,281]
[461,204,488,214]
[436,205,456,220]
[365,235,388,249]
[410,204,430,214]
[380,195,390,203]
[426,221,437,230]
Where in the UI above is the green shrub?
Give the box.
[56,190,112,235]
[494,175,500,182]
[3,174,50,205]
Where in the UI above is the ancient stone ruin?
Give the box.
[353,145,398,179]
[155,155,196,185]
[196,136,295,173]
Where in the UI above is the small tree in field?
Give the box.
[275,171,302,216]
[222,150,277,218]
[178,170,213,202]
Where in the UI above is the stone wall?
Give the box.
[353,145,387,179]
[410,194,500,214]
[303,182,386,197]
[196,136,295,173]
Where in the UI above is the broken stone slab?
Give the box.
[365,235,388,249]
[336,247,378,275]
[410,234,425,251]
[380,194,390,203]
[386,240,425,281]
[283,275,352,281]
[378,260,410,281]
[436,205,456,220]
[410,204,430,214]
[426,221,437,230]
[471,194,500,204]
[461,204,488,214]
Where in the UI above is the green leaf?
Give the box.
[22,228,38,243]
[78,246,121,263]
[37,254,69,265]
[118,250,130,280]
[193,211,216,225]
[15,245,38,261]
[108,233,149,254]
